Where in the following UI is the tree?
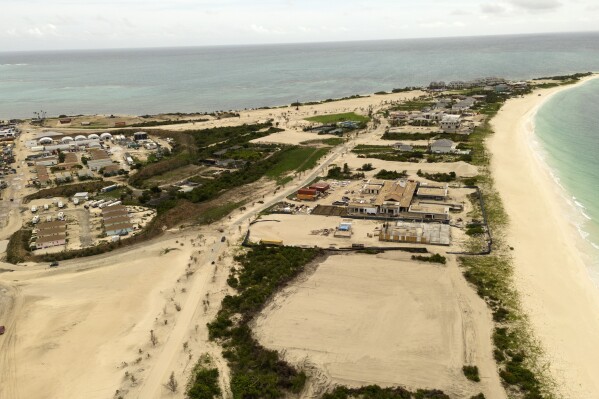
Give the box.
[165,372,178,393]
[342,163,350,174]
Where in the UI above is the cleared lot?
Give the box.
[253,252,505,398]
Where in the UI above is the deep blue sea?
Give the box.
[535,78,599,273]
[2,31,599,119]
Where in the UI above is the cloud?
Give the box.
[249,24,285,35]
[480,3,507,14]
[507,0,561,11]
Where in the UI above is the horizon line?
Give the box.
[2,29,599,54]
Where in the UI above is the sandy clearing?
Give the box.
[489,75,599,397]
[250,129,339,145]
[0,236,193,399]
[253,252,505,398]
[336,152,479,178]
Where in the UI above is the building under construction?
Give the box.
[379,221,451,246]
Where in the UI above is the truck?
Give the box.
[73,198,79,205]
[91,200,105,208]
[99,201,113,209]
[107,201,121,207]
[43,203,49,210]
[31,205,38,213]
[32,215,40,224]
[57,201,64,209]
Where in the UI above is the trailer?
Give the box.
[101,184,119,193]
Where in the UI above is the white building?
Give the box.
[440,115,461,133]
[430,139,455,154]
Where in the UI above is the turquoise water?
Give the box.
[2,31,599,119]
[535,78,599,270]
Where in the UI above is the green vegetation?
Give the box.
[374,169,408,179]
[534,72,592,82]
[390,99,435,111]
[300,137,344,146]
[207,246,322,398]
[462,365,480,382]
[305,112,370,124]
[327,163,364,180]
[24,181,107,203]
[130,119,208,128]
[358,163,375,171]
[265,147,329,184]
[466,224,485,236]
[186,355,221,399]
[196,201,246,225]
[322,385,449,399]
[5,229,32,264]
[417,170,456,182]
[411,254,447,265]
[293,94,367,107]
[382,132,469,142]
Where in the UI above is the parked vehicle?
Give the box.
[0,325,5,335]
[57,201,64,209]
[31,205,38,213]
[50,261,59,267]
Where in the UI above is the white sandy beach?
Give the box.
[490,75,599,397]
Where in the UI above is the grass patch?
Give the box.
[305,112,370,124]
[390,99,435,111]
[300,137,345,146]
[265,146,329,183]
[196,201,246,225]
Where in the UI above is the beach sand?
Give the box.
[489,75,599,397]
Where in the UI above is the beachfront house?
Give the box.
[440,115,461,133]
[452,97,477,112]
[430,139,455,154]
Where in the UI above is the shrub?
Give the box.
[462,365,480,382]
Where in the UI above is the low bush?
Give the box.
[462,365,480,382]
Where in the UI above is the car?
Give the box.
[50,261,59,267]
[0,325,5,335]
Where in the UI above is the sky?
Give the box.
[1,0,598,51]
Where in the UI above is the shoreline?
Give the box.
[490,74,599,397]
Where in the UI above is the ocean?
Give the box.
[2,31,599,119]
[534,78,599,276]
